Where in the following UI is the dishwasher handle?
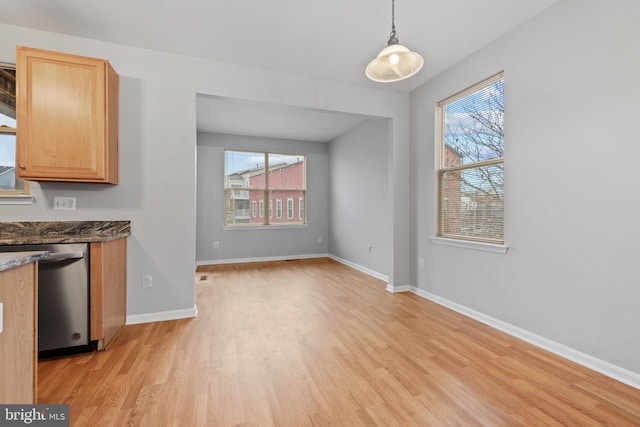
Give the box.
[39,251,85,264]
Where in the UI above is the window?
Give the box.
[437,72,504,243]
[299,197,304,220]
[224,150,306,226]
[0,63,29,198]
[287,198,294,219]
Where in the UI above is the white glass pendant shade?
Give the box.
[366,43,424,83]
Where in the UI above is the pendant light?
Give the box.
[365,0,424,83]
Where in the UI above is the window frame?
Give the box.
[0,62,30,199]
[223,149,306,227]
[435,72,504,245]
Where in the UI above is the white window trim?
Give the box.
[0,195,34,205]
[430,236,508,254]
[435,71,505,245]
[224,150,306,227]
[224,224,308,231]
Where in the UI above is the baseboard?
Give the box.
[328,255,389,283]
[126,305,198,325]
[409,286,640,390]
[196,253,329,266]
[386,284,411,293]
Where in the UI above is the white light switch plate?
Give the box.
[0,303,3,334]
[54,196,76,210]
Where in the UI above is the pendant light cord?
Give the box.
[388,0,399,44]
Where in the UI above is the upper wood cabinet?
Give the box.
[16,47,119,183]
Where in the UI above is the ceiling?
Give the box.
[0,0,560,141]
[197,96,375,143]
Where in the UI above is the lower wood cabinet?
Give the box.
[0,237,127,403]
[0,262,38,404]
[90,238,127,350]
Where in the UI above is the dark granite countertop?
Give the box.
[0,251,49,272]
[0,221,131,245]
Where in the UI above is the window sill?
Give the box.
[430,237,508,254]
[223,224,308,230]
[0,195,34,205]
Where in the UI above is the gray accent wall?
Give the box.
[196,133,329,262]
[410,0,640,375]
[329,118,391,278]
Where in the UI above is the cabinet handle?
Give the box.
[19,164,26,170]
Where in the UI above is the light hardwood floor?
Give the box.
[38,258,640,426]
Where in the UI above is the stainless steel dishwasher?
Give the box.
[1,243,92,357]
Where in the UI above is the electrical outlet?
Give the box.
[142,275,153,288]
[54,196,76,211]
[418,258,425,269]
[317,236,323,243]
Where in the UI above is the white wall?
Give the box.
[196,133,329,262]
[0,23,410,319]
[411,0,640,378]
[329,118,392,279]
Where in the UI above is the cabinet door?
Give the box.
[16,47,119,183]
[90,238,127,350]
[0,262,37,404]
